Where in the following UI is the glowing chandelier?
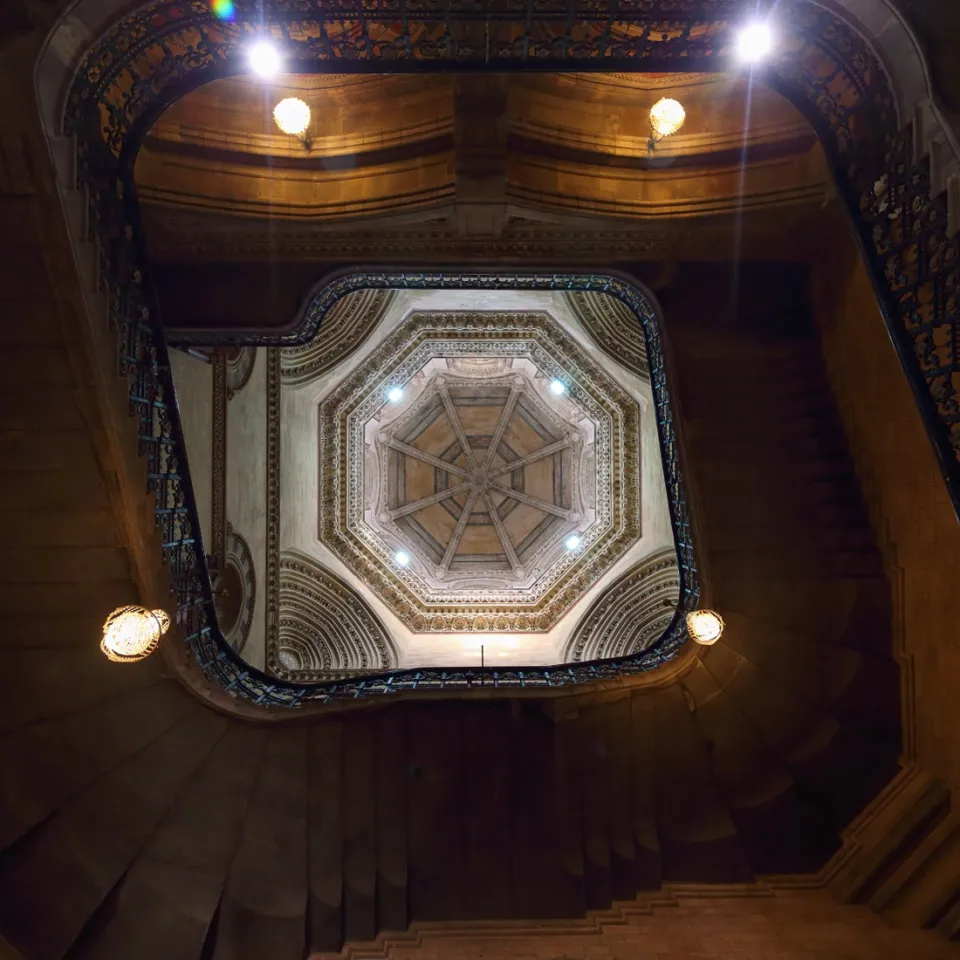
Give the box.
[100,605,170,663]
[273,97,312,143]
[685,609,724,645]
[649,97,686,145]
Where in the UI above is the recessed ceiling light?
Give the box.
[394,550,411,567]
[565,534,582,551]
[387,386,404,403]
[248,41,281,78]
[736,22,774,63]
[550,380,566,395]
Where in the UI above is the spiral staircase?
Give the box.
[0,200,928,957]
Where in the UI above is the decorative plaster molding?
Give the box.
[565,291,649,381]
[280,289,395,386]
[564,548,680,661]
[219,527,256,655]
[225,346,256,397]
[318,310,646,633]
[272,549,398,680]
[265,348,282,673]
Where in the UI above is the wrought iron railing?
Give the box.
[65,0,960,706]
[93,177,700,707]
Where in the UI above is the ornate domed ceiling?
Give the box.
[204,286,683,679]
[318,312,641,633]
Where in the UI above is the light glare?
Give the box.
[686,609,725,645]
[550,380,566,395]
[565,535,581,551]
[248,41,281,77]
[273,98,311,136]
[388,386,404,403]
[736,22,774,63]
[395,550,411,567]
[650,98,686,141]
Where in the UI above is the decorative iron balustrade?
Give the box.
[62,0,960,706]
[64,0,960,525]
[111,249,700,707]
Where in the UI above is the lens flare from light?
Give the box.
[736,22,774,63]
[387,386,404,403]
[550,380,566,395]
[395,551,411,567]
[248,41,281,78]
[650,98,686,141]
[210,0,235,20]
[273,97,311,136]
[565,535,582,551]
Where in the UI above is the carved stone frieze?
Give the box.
[565,291,649,381]
[280,289,396,386]
[318,310,645,632]
[273,550,398,680]
[564,548,679,662]
[214,527,257,655]
[225,346,256,396]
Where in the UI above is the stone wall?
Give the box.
[322,887,958,960]
[813,226,960,791]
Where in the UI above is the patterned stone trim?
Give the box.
[265,348,282,669]
[272,550,397,681]
[563,547,679,662]
[319,310,644,632]
[565,291,649,381]
[281,289,396,386]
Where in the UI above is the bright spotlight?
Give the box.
[395,550,411,567]
[550,380,566,395]
[736,21,774,63]
[273,98,311,136]
[248,41,281,78]
[565,535,582,551]
[387,387,404,403]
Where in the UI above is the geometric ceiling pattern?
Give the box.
[378,361,587,584]
[318,310,644,632]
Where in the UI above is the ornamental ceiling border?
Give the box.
[280,289,396,386]
[564,546,680,662]
[273,549,398,682]
[65,0,960,521]
[260,269,697,688]
[317,310,642,632]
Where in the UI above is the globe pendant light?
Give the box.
[101,605,170,662]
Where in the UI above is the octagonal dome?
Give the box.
[319,310,642,632]
[371,361,593,590]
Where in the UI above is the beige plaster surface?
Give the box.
[224,350,268,670]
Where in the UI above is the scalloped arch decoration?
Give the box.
[273,550,398,681]
[564,547,680,662]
